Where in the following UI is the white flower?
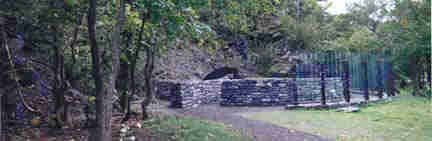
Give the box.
[120,127,128,133]
[136,122,142,128]
[330,89,336,93]
[128,136,136,141]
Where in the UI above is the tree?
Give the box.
[347,0,389,33]
[130,0,214,119]
[87,0,126,140]
[332,0,430,94]
[385,0,431,94]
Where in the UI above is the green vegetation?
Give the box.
[241,90,432,141]
[0,0,430,140]
[141,115,252,141]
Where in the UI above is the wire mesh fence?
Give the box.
[256,50,395,103]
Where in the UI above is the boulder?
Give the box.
[336,106,360,113]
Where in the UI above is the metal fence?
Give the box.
[261,50,396,103]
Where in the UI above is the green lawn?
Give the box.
[241,91,432,141]
[140,114,253,141]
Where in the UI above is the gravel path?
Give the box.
[155,103,330,141]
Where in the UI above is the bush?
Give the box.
[254,47,274,75]
[423,88,432,100]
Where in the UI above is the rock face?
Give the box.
[154,44,254,81]
[156,77,344,108]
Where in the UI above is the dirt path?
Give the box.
[153,102,330,141]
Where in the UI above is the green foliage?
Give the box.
[382,0,430,82]
[254,48,274,75]
[275,0,332,50]
[421,88,432,100]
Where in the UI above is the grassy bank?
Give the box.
[241,91,432,141]
[138,114,253,141]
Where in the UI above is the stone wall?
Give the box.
[156,77,344,108]
[156,80,222,109]
[220,79,296,106]
[296,77,344,104]
[155,81,180,100]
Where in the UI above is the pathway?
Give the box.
[153,102,330,141]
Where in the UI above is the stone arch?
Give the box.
[203,67,240,80]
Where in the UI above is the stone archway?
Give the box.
[203,67,240,80]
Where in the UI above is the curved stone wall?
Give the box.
[155,77,344,108]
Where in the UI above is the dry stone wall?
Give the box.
[155,81,180,100]
[220,79,296,106]
[296,77,344,104]
[156,80,222,109]
[155,77,344,108]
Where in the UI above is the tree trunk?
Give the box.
[0,19,4,141]
[52,25,68,127]
[125,17,145,121]
[142,40,156,120]
[88,0,109,140]
[68,15,83,89]
[107,0,125,132]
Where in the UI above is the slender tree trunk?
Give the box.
[125,18,145,121]
[142,40,156,120]
[107,0,126,130]
[296,0,300,21]
[69,15,83,89]
[88,0,109,140]
[52,26,68,127]
[0,18,5,141]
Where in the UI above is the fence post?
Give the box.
[387,63,395,97]
[343,59,351,103]
[361,60,369,101]
[293,64,298,105]
[428,70,431,86]
[377,59,384,99]
[320,63,326,105]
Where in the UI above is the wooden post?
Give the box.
[1,17,5,141]
[343,59,351,103]
[388,63,395,97]
[361,61,369,101]
[428,70,431,86]
[320,63,326,105]
[293,64,298,105]
[377,60,384,99]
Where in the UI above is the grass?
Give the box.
[241,90,432,141]
[140,114,253,141]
